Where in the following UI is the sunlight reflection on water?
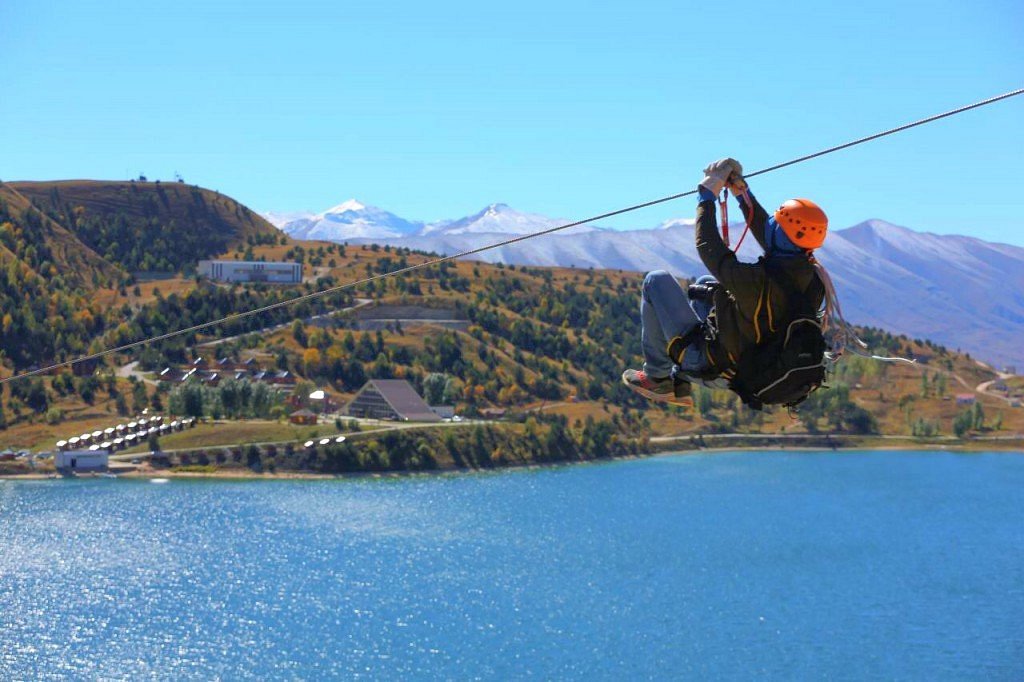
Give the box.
[1,451,1022,679]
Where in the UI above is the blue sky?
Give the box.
[2,1,1022,243]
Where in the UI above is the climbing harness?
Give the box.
[0,87,1020,386]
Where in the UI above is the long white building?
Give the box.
[198,260,302,284]
[55,450,109,472]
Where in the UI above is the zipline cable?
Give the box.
[2,87,1022,386]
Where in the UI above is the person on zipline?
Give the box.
[622,158,828,407]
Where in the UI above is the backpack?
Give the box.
[728,261,828,411]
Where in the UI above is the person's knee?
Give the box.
[643,270,672,293]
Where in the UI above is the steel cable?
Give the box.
[2,87,1021,386]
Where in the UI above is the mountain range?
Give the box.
[265,201,1024,369]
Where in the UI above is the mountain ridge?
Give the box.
[267,201,1024,368]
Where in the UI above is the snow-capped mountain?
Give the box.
[262,210,314,228]
[266,200,423,241]
[267,200,1024,367]
[266,201,597,241]
[421,203,597,237]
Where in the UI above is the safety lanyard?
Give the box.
[719,189,752,252]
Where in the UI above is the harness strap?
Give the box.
[732,188,753,252]
[720,187,755,253]
[666,324,706,364]
[718,190,730,247]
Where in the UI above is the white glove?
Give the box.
[700,158,743,196]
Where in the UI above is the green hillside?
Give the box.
[1,185,1020,457]
[0,179,298,373]
[0,183,118,369]
[9,180,281,273]
[1,235,1021,454]
[0,183,117,286]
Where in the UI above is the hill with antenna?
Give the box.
[9,180,282,273]
[0,179,287,370]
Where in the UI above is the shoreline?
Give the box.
[4,438,1022,482]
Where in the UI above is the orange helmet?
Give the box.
[774,198,828,250]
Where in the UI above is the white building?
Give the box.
[198,260,302,284]
[430,405,455,419]
[54,449,109,472]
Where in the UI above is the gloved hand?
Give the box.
[728,172,749,196]
[700,158,743,196]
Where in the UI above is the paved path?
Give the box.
[918,363,1015,406]
[975,372,1016,405]
[115,361,158,387]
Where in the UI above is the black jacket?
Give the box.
[695,194,825,371]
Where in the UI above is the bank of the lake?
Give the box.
[4,425,1023,481]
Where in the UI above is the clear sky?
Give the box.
[2,1,1022,243]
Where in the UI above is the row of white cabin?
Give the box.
[55,417,197,452]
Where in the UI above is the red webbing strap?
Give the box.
[732,189,752,252]
[718,190,730,247]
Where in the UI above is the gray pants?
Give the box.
[641,271,715,379]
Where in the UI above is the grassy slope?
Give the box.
[9,180,278,258]
[198,242,1024,439]
[120,421,340,454]
[7,180,280,280]
[364,252,1019,435]
[1,193,1021,452]
[15,239,1024,449]
[0,182,118,286]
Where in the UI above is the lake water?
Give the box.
[1,450,1022,680]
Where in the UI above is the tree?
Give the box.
[800,410,819,434]
[24,379,49,413]
[843,405,878,434]
[291,320,307,347]
[423,373,452,406]
[971,401,985,430]
[182,384,204,417]
[952,409,973,438]
[132,381,148,413]
[372,352,393,379]
[302,347,322,375]
[912,418,939,437]
[76,376,98,404]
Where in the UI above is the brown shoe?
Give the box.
[622,369,694,407]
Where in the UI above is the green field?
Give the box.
[120,420,345,453]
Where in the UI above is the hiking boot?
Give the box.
[622,369,693,407]
[673,377,693,401]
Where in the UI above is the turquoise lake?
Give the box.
[1,450,1022,680]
